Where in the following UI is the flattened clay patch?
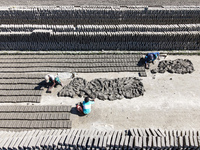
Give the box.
[58,77,145,100]
[151,59,194,74]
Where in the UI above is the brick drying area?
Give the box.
[0,53,145,103]
[0,3,200,148]
[0,128,199,149]
[0,105,72,129]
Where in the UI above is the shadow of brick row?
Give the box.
[0,128,199,149]
[0,105,72,130]
[58,77,145,100]
[0,73,44,103]
[0,6,200,25]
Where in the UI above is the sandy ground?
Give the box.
[1,0,200,6]
[38,55,200,131]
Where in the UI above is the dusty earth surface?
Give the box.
[38,55,200,131]
[1,0,200,6]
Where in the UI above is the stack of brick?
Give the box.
[0,128,199,149]
[0,6,200,50]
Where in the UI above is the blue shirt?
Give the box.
[83,101,95,114]
[145,52,160,63]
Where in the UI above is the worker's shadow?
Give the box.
[137,58,145,67]
[71,107,86,117]
[34,80,47,90]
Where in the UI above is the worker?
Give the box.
[144,52,160,69]
[76,97,95,115]
[45,74,63,93]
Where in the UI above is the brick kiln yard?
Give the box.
[40,55,200,131]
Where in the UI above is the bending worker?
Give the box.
[144,52,160,69]
[45,74,63,93]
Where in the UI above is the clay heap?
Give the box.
[151,59,194,74]
[58,77,145,100]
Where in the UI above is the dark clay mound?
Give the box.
[151,59,194,74]
[58,77,145,100]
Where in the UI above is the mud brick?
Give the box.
[35,136,44,149]
[147,136,153,148]
[129,128,136,136]
[18,136,28,149]
[23,136,32,149]
[64,129,75,146]
[72,130,82,149]
[114,131,121,148]
[128,136,134,149]
[165,136,170,148]
[58,129,70,145]
[178,136,183,148]
[142,136,147,149]
[170,135,174,147]
[174,136,178,148]
[102,133,108,149]
[53,135,62,148]
[3,137,13,149]
[137,128,144,136]
[110,131,117,148]
[27,136,39,149]
[189,135,195,148]
[133,128,140,136]
[93,136,100,148]
[193,136,199,148]
[68,129,78,148]
[123,135,129,150]
[184,135,190,148]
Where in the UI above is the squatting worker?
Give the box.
[76,97,95,115]
[144,52,160,69]
[45,74,63,93]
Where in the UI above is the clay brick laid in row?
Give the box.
[0,105,71,112]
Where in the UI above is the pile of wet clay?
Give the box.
[151,59,194,74]
[58,77,145,100]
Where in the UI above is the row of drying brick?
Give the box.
[0,7,200,25]
[0,128,199,149]
[0,67,145,73]
[0,105,72,129]
[1,31,200,42]
[0,120,72,129]
[0,74,43,103]
[0,54,142,59]
[0,96,41,103]
[0,105,72,112]
[1,24,200,32]
[0,58,139,63]
[0,62,140,68]
[1,41,200,51]
[0,112,70,120]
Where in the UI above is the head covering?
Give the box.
[45,75,49,83]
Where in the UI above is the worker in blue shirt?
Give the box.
[144,52,160,69]
[76,97,95,115]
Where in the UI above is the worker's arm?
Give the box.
[48,80,56,92]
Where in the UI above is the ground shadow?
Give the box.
[34,80,47,90]
[137,57,145,67]
[71,107,86,117]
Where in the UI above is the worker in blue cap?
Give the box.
[144,52,160,69]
